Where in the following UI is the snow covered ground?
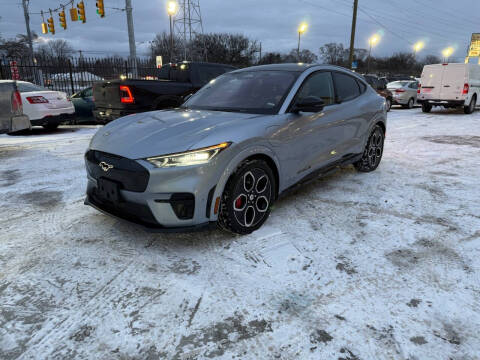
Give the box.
[1,107,479,360]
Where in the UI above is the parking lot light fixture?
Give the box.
[297,22,308,61]
[442,47,454,62]
[367,34,381,74]
[413,41,425,59]
[167,1,178,62]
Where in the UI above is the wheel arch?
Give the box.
[209,146,281,220]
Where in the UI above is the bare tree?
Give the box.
[150,31,184,63]
[36,39,74,59]
[0,32,38,58]
[191,33,260,67]
[319,43,346,65]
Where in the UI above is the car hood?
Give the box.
[89,109,263,159]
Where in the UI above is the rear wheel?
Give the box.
[218,159,275,235]
[354,125,384,172]
[464,95,476,114]
[407,98,414,109]
[422,103,432,113]
[42,123,59,130]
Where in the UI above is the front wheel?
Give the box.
[218,159,275,235]
[354,125,384,172]
[422,103,432,113]
[464,96,476,114]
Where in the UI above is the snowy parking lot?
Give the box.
[1,107,479,359]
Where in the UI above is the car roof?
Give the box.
[231,63,360,75]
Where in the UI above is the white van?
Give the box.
[418,63,480,114]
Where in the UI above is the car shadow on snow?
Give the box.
[7,126,84,136]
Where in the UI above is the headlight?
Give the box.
[146,142,231,168]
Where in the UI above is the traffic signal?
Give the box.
[77,1,86,23]
[70,7,78,21]
[47,17,55,34]
[59,10,67,30]
[41,22,48,34]
[96,0,105,17]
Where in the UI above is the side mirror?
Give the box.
[291,96,325,113]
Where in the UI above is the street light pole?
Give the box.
[297,31,301,60]
[167,1,178,63]
[348,0,359,69]
[169,14,174,61]
[367,42,372,74]
[367,34,379,74]
[297,22,307,62]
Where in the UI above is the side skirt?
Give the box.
[278,153,363,199]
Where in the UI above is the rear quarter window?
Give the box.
[333,72,361,102]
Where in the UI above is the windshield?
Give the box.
[388,81,410,88]
[183,70,298,114]
[17,82,48,92]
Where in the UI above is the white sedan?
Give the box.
[16,81,75,130]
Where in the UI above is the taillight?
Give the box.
[11,90,22,113]
[417,84,421,94]
[395,89,405,93]
[120,85,134,104]
[26,96,49,104]
[462,83,469,95]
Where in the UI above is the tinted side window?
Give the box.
[334,72,360,102]
[296,71,335,105]
[357,80,367,93]
[408,82,418,89]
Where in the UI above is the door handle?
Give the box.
[444,85,450,87]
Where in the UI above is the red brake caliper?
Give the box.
[235,197,243,208]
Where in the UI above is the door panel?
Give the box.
[268,71,341,186]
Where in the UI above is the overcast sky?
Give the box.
[0,0,479,61]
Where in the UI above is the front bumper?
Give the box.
[84,149,226,229]
[84,195,216,233]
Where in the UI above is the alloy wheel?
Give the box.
[232,168,271,228]
[365,129,384,168]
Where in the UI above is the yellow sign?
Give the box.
[465,33,480,64]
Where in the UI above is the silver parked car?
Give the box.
[85,64,387,234]
[0,80,30,134]
[387,80,418,109]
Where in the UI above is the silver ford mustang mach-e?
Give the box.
[85,63,387,234]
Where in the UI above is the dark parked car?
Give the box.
[71,87,95,122]
[92,62,236,123]
[363,74,393,111]
[70,86,95,117]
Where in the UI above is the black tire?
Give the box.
[386,98,392,112]
[422,103,432,113]
[42,123,59,130]
[464,95,476,114]
[354,125,384,172]
[407,98,414,109]
[218,159,276,235]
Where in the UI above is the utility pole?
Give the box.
[348,0,359,70]
[21,0,34,59]
[125,0,137,77]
